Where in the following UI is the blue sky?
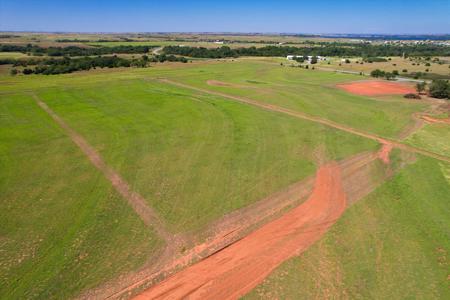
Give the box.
[1,0,449,34]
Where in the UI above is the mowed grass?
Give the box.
[35,78,378,233]
[150,60,428,139]
[405,123,450,157]
[0,94,160,299]
[245,155,450,299]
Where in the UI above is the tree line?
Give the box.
[163,44,450,58]
[0,44,156,56]
[9,54,188,75]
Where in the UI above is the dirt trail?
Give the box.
[158,78,450,164]
[133,163,346,300]
[33,95,171,241]
[421,115,450,125]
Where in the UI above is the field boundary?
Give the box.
[157,78,450,164]
[32,94,172,241]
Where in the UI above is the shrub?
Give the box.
[22,68,34,75]
[402,69,408,73]
[404,93,421,99]
[428,80,450,99]
[370,69,385,78]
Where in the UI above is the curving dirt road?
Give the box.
[133,163,346,300]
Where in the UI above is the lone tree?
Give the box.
[384,72,395,80]
[370,69,385,78]
[428,80,450,99]
[416,82,427,94]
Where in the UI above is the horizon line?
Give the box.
[1,30,450,36]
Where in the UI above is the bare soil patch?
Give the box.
[378,143,393,164]
[337,80,416,96]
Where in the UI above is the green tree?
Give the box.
[370,69,385,78]
[416,82,426,94]
[428,80,450,99]
[384,72,395,80]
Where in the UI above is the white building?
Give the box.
[287,55,327,63]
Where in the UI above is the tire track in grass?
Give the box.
[32,94,171,241]
[157,78,450,164]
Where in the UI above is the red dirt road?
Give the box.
[133,163,346,300]
[337,80,415,96]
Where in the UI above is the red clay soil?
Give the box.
[337,81,416,96]
[378,143,393,164]
[133,163,346,300]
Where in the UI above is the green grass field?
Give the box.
[0,93,160,299]
[0,58,447,299]
[406,123,450,157]
[245,155,450,299]
[147,60,428,139]
[34,78,377,232]
[0,60,381,298]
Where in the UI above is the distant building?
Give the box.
[287,55,327,63]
